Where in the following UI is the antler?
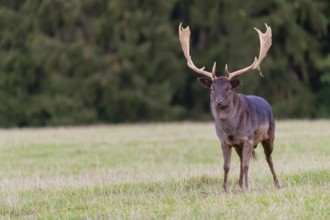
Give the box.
[178,23,217,80]
[226,23,272,80]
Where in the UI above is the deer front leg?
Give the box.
[242,140,253,191]
[234,147,244,189]
[221,143,232,193]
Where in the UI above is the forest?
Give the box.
[0,0,329,127]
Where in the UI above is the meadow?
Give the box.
[0,120,329,219]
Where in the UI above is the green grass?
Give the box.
[0,121,329,219]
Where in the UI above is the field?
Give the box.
[0,120,329,219]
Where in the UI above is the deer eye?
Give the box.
[226,88,231,92]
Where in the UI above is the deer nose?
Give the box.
[216,99,225,106]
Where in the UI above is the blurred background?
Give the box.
[0,0,329,127]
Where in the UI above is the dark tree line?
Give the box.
[0,0,329,127]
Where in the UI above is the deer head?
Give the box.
[178,23,272,109]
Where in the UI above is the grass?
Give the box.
[0,120,329,219]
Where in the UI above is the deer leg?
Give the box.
[221,143,232,193]
[262,140,281,189]
[234,147,243,189]
[242,141,253,191]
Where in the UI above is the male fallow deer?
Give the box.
[179,23,280,192]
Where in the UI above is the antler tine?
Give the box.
[227,23,272,80]
[225,64,229,77]
[178,23,217,80]
[211,62,217,79]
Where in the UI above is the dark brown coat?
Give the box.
[198,76,281,192]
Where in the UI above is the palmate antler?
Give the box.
[225,23,272,79]
[178,23,272,80]
[178,23,217,80]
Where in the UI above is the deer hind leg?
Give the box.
[261,139,281,189]
[221,143,232,193]
[234,147,244,189]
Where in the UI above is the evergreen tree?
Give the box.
[0,0,328,126]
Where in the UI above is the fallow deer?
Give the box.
[179,23,281,192]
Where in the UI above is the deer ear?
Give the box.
[197,77,212,89]
[230,79,242,89]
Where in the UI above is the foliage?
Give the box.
[0,0,329,126]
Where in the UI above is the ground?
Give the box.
[0,120,329,219]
